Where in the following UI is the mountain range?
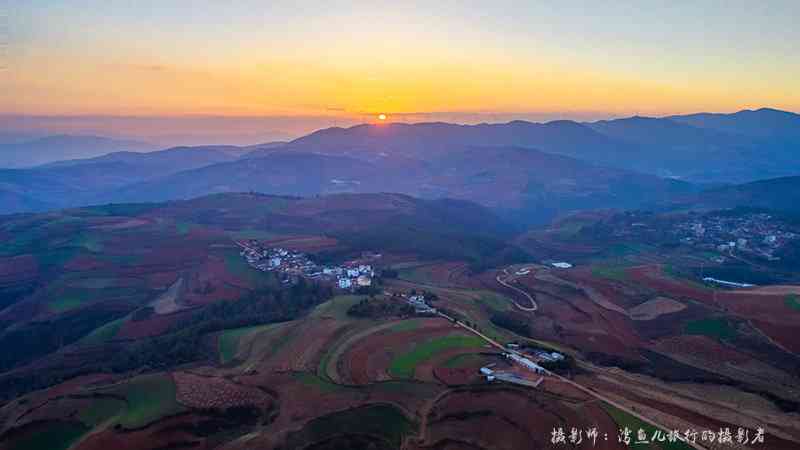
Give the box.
[0,108,798,222]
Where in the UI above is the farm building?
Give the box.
[506,353,547,374]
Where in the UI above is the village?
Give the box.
[673,212,797,261]
[236,239,570,390]
[235,240,376,290]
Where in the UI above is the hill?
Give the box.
[107,146,693,224]
[688,176,800,213]
[244,109,800,182]
[0,135,156,168]
[670,108,800,140]
[0,146,251,212]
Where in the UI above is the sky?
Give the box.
[1,1,798,144]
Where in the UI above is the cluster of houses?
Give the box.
[333,264,374,290]
[675,213,797,261]
[407,294,437,315]
[237,241,374,290]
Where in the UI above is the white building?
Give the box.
[507,353,547,374]
[479,367,494,376]
[346,268,360,278]
[551,262,572,269]
[269,257,282,267]
[356,275,372,287]
[338,278,352,289]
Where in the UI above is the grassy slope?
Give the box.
[684,317,736,340]
[111,374,185,429]
[390,334,485,378]
[5,421,88,450]
[218,323,281,364]
[603,404,694,450]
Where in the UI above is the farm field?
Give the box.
[1,194,800,450]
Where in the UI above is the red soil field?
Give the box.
[653,335,750,365]
[263,235,340,252]
[75,414,213,450]
[341,321,458,384]
[173,372,273,410]
[628,265,715,305]
[423,387,625,450]
[116,311,188,340]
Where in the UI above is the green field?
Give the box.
[112,374,185,429]
[223,249,274,288]
[6,421,88,450]
[390,334,485,378]
[218,323,280,364]
[311,295,367,320]
[443,353,485,369]
[78,397,126,427]
[685,317,736,341]
[48,296,86,313]
[389,319,423,332]
[603,404,693,450]
[79,317,126,345]
[284,404,415,449]
[786,294,800,312]
[476,291,514,312]
[591,265,629,280]
[397,264,439,286]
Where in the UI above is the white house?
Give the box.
[338,278,352,289]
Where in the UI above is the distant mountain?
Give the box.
[108,152,392,203]
[246,120,621,163]
[244,109,800,183]
[0,108,797,220]
[0,146,252,213]
[108,146,693,224]
[670,108,800,140]
[685,176,800,213]
[0,187,52,214]
[0,135,156,168]
[42,145,247,172]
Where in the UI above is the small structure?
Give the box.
[346,268,360,278]
[507,353,547,374]
[269,257,282,268]
[356,275,372,287]
[551,262,572,269]
[338,278,352,289]
[479,367,494,376]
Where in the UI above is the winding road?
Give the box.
[496,268,538,312]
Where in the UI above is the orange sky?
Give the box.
[2,2,798,125]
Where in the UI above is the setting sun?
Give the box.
[378,114,387,121]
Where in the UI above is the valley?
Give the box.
[0,193,798,450]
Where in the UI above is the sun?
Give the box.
[378,114,387,121]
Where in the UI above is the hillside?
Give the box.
[0,135,156,168]
[0,146,252,212]
[688,176,800,213]
[106,146,693,224]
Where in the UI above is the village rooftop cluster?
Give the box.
[674,213,797,261]
[236,240,375,290]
